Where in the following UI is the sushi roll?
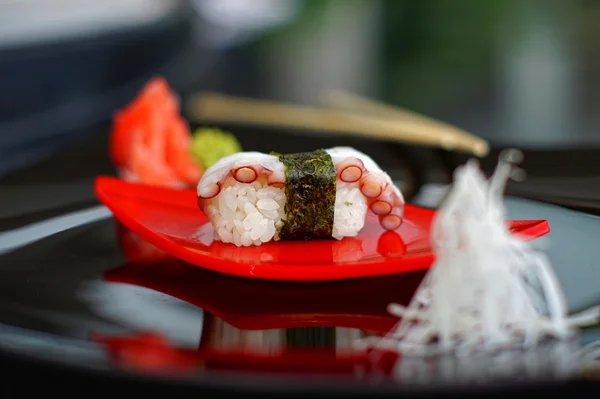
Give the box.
[196,147,404,247]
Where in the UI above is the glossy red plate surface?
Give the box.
[95,176,550,281]
[105,254,422,332]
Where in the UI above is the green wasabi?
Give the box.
[190,128,243,170]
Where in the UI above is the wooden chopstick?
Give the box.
[323,91,438,123]
[186,92,489,156]
[322,90,489,157]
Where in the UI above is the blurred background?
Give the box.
[0,0,599,175]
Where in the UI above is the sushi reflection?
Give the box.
[199,313,382,356]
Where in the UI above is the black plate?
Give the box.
[1,126,600,397]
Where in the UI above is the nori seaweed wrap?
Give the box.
[274,149,337,240]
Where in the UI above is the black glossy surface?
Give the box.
[1,130,600,395]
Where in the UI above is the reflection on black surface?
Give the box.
[109,221,421,332]
[105,222,426,356]
[0,219,127,337]
[372,339,582,388]
[104,256,420,335]
[99,224,589,387]
[0,218,203,347]
[87,223,421,378]
[0,214,594,388]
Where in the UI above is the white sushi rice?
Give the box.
[332,181,368,240]
[204,177,284,247]
[204,177,368,247]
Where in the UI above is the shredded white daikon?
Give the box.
[356,152,600,357]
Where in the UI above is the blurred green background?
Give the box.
[226,0,599,148]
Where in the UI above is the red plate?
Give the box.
[94,176,551,281]
[104,255,423,331]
